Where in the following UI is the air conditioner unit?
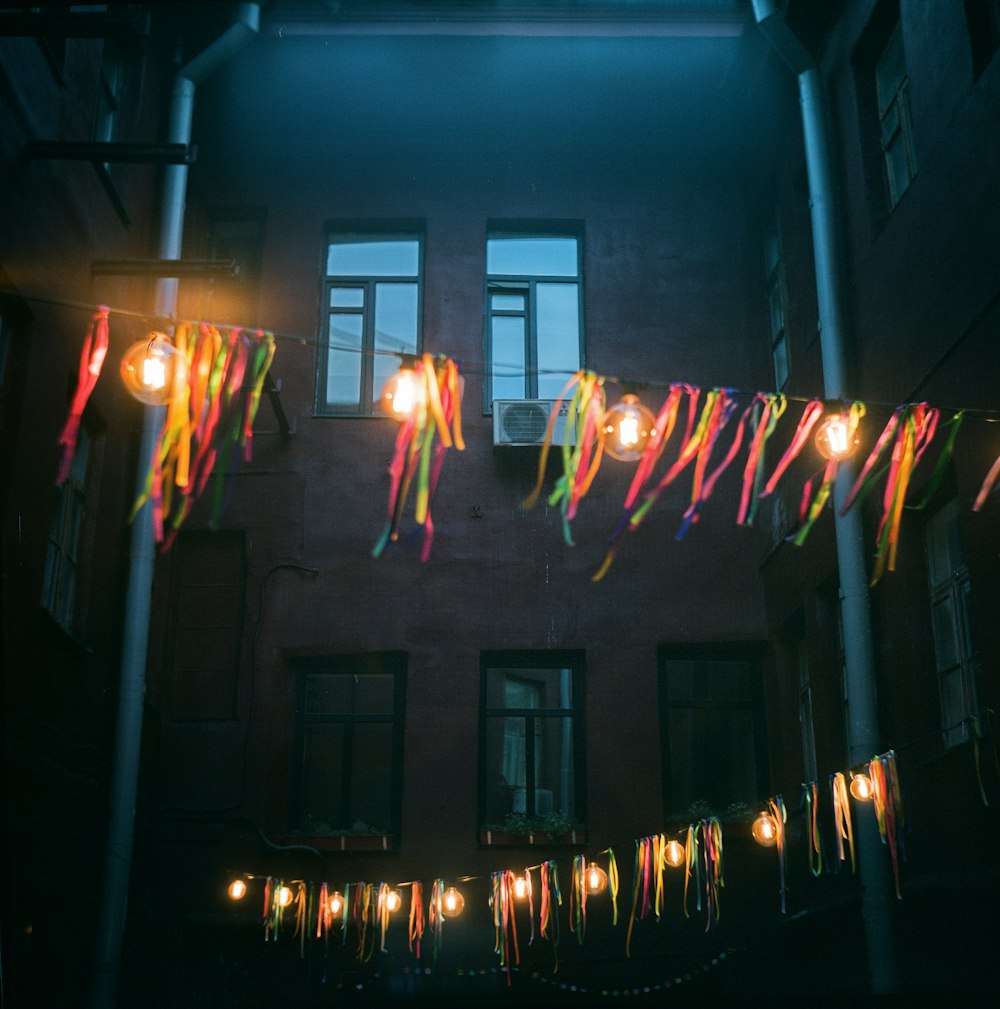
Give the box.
[493,399,577,447]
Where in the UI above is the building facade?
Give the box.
[2,2,998,1006]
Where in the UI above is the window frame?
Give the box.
[289,652,407,843]
[484,224,584,411]
[657,643,769,820]
[924,500,981,748]
[478,650,586,830]
[763,214,789,390]
[316,225,424,418]
[874,22,918,208]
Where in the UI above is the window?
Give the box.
[317,230,422,416]
[965,0,1000,79]
[485,228,582,406]
[658,644,767,819]
[480,652,584,827]
[166,531,245,721]
[291,653,406,839]
[875,23,918,207]
[41,427,90,633]
[925,500,980,748]
[764,215,789,390]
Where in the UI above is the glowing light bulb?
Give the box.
[379,365,424,420]
[120,332,183,405]
[227,879,247,900]
[442,886,465,917]
[277,885,293,907]
[385,889,403,913]
[585,862,608,894]
[328,891,344,916]
[751,812,778,847]
[815,410,859,461]
[664,839,685,868]
[512,875,529,900]
[850,772,873,801]
[602,394,657,461]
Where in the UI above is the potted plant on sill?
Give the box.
[479,811,585,846]
[285,816,393,851]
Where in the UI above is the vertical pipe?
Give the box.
[88,8,258,1008]
[752,2,899,993]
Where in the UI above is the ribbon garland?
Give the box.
[539,860,561,970]
[607,847,620,926]
[830,772,857,873]
[56,305,110,485]
[522,370,607,545]
[767,798,787,914]
[489,870,521,986]
[408,881,424,960]
[373,354,465,561]
[736,393,787,525]
[127,323,276,549]
[868,751,906,900]
[802,781,825,878]
[569,854,588,944]
[840,403,941,584]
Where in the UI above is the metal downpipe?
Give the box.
[88,7,259,1009]
[752,0,899,993]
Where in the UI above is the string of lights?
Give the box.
[13,288,1000,420]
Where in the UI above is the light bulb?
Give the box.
[379,366,424,420]
[120,332,183,405]
[385,889,402,913]
[664,839,685,868]
[442,886,465,917]
[227,879,247,901]
[277,885,293,907]
[512,875,529,900]
[815,410,859,461]
[850,772,873,801]
[751,812,778,847]
[585,862,608,894]
[328,891,344,916]
[602,394,657,461]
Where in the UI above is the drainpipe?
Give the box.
[751,0,899,993]
[88,7,259,1009]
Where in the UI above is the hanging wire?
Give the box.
[12,288,1000,420]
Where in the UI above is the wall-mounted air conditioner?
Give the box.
[492,399,577,447]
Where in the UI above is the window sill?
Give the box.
[478,827,587,848]
[283,833,394,852]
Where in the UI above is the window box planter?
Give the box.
[283,833,393,852]
[478,827,586,847]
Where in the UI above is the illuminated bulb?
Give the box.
[385,889,403,913]
[664,839,685,868]
[585,862,608,894]
[512,875,529,900]
[227,879,247,901]
[815,411,859,461]
[602,394,657,462]
[379,365,424,420]
[277,885,293,908]
[850,773,874,801]
[751,812,779,847]
[442,886,465,918]
[328,891,344,916]
[120,332,183,405]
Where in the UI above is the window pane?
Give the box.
[492,293,525,311]
[487,237,578,277]
[768,282,785,339]
[537,716,575,818]
[491,315,526,400]
[485,718,519,823]
[535,282,580,400]
[666,706,759,815]
[330,287,364,308]
[326,313,363,406]
[351,722,393,831]
[353,673,395,716]
[487,667,572,709]
[326,239,419,277]
[931,596,959,670]
[773,333,789,390]
[876,26,905,112]
[373,283,419,401]
[940,669,967,746]
[300,724,345,829]
[305,674,352,716]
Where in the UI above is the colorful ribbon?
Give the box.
[373,354,465,561]
[868,751,906,899]
[56,306,110,485]
[831,772,856,873]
